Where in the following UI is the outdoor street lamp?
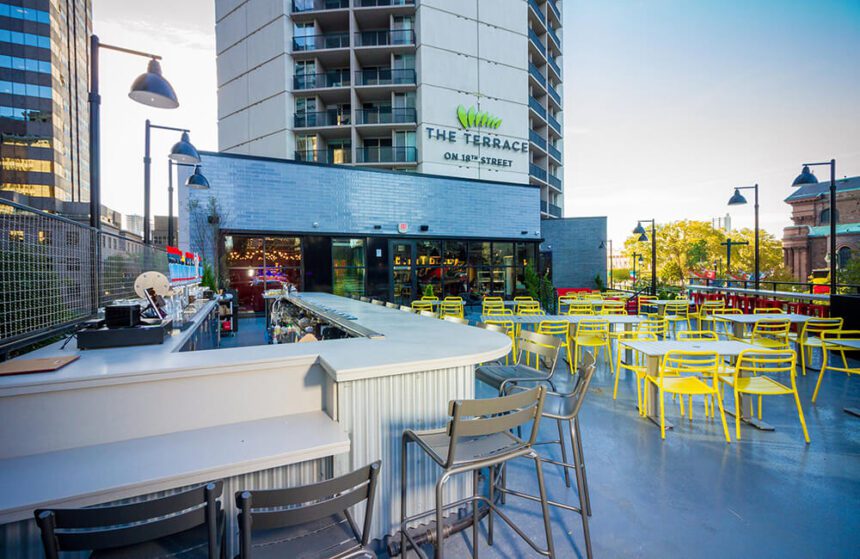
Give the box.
[633,220,657,296]
[599,239,613,288]
[167,161,209,247]
[727,183,759,290]
[143,121,201,245]
[792,160,837,294]
[632,252,643,284]
[89,35,179,231]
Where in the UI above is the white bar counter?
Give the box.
[0,293,511,553]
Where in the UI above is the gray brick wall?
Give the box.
[178,152,542,255]
[541,217,608,289]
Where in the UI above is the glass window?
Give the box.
[493,242,514,266]
[469,241,491,266]
[516,242,537,268]
[443,240,467,266]
[224,236,264,267]
[416,240,440,266]
[264,237,301,267]
[334,268,365,297]
[333,238,365,267]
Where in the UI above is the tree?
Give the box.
[187,196,230,288]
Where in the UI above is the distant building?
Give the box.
[782,176,860,280]
[152,215,177,248]
[125,214,144,237]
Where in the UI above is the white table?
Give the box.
[623,340,773,431]
[713,313,813,340]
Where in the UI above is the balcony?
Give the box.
[527,0,545,26]
[529,96,546,120]
[356,0,414,6]
[548,84,561,105]
[528,62,546,88]
[548,173,562,190]
[528,28,546,58]
[355,107,416,125]
[354,68,416,86]
[548,113,561,133]
[548,143,562,162]
[547,26,561,50]
[530,163,547,182]
[529,129,546,151]
[356,146,417,163]
[294,148,352,164]
[548,55,562,78]
[291,0,349,12]
[541,200,562,218]
[293,72,350,90]
[548,0,561,20]
[354,29,415,47]
[294,111,351,128]
[292,32,349,52]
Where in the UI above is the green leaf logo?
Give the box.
[456,105,502,130]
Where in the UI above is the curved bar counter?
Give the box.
[0,293,511,556]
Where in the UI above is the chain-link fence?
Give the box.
[0,199,168,354]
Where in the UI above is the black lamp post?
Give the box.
[144,122,200,245]
[599,239,613,289]
[167,161,209,247]
[633,220,657,296]
[727,183,759,290]
[89,35,179,231]
[792,160,837,294]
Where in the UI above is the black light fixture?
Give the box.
[185,165,209,189]
[792,165,818,186]
[637,232,648,242]
[633,219,657,295]
[129,58,179,109]
[727,188,747,206]
[793,159,837,294]
[726,183,760,290]
[420,225,429,232]
[373,224,382,230]
[632,222,646,236]
[169,131,201,164]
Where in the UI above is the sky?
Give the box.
[94,0,860,245]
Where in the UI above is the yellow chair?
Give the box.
[484,319,517,364]
[567,302,595,316]
[411,300,434,313]
[573,319,613,373]
[747,319,791,350]
[558,294,579,314]
[439,300,464,319]
[663,301,691,336]
[421,295,439,302]
[719,349,809,443]
[484,306,513,316]
[790,318,843,376]
[637,295,658,316]
[677,330,719,341]
[513,296,535,302]
[813,330,859,403]
[537,320,574,371]
[599,300,627,315]
[482,298,506,315]
[644,350,730,442]
[515,300,542,314]
[753,307,784,314]
[712,307,742,338]
[637,317,668,339]
[697,300,725,332]
[613,331,658,412]
[443,296,464,303]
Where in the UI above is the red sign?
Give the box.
[397,223,409,234]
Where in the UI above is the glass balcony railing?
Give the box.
[292,32,350,52]
[354,67,416,85]
[548,84,561,105]
[548,0,561,19]
[355,29,415,47]
[548,55,562,77]
[291,0,349,13]
[548,143,562,161]
[528,62,546,88]
[356,146,417,163]
[530,163,547,182]
[528,28,546,57]
[294,111,351,128]
[528,0,545,23]
[548,113,561,133]
[294,149,352,164]
[529,96,546,119]
[293,72,350,90]
[356,0,415,6]
[355,107,417,124]
[529,130,546,150]
[547,26,561,50]
[541,200,562,217]
[548,174,562,190]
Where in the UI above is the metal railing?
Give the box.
[292,32,350,52]
[529,129,546,150]
[528,28,546,57]
[540,200,562,218]
[687,277,860,295]
[355,29,415,47]
[529,96,546,119]
[548,173,562,190]
[295,149,352,164]
[356,0,415,6]
[530,163,547,181]
[291,0,349,12]
[355,107,416,124]
[356,146,417,163]
[354,68,416,85]
[0,198,168,355]
[547,25,561,49]
[548,113,561,133]
[548,0,561,19]
[528,62,546,88]
[548,55,562,77]
[294,111,351,127]
[548,83,561,105]
[293,72,350,90]
[548,143,562,161]
[527,0,545,23]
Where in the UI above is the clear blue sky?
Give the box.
[94,0,860,245]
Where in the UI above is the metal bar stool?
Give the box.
[400,386,555,559]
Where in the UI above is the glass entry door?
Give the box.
[391,240,415,305]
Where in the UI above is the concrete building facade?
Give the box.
[214,0,564,218]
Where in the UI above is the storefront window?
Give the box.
[223,235,302,313]
[333,238,366,296]
[493,242,514,267]
[469,241,491,266]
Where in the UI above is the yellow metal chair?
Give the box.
[753,307,784,314]
[812,330,859,403]
[746,319,791,350]
[599,300,627,315]
[482,298,506,316]
[443,296,464,303]
[644,350,730,442]
[537,320,574,371]
[613,331,657,412]
[663,301,691,336]
[637,295,658,316]
[697,300,725,332]
[677,330,719,341]
[637,317,668,340]
[566,303,595,316]
[573,319,613,373]
[558,294,579,314]
[439,300,464,319]
[719,349,809,443]
[411,300,434,313]
[789,318,843,376]
[515,300,543,315]
[514,296,535,302]
[711,307,742,338]
[485,306,513,317]
[421,295,439,302]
